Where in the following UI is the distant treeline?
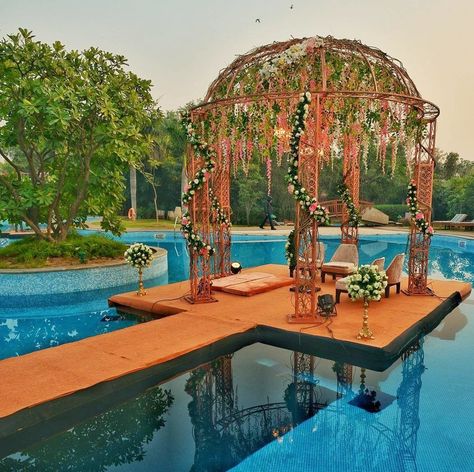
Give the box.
[126,112,474,224]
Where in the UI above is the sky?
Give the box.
[1,0,473,159]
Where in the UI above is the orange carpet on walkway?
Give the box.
[0,264,470,421]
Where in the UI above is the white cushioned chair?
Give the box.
[321,244,358,283]
[384,253,405,297]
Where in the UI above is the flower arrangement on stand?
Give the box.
[347,264,388,340]
[286,92,330,225]
[124,243,154,296]
[337,183,361,226]
[406,180,434,237]
[285,230,296,277]
[181,112,216,257]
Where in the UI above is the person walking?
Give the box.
[259,195,276,230]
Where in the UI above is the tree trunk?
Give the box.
[130,166,137,217]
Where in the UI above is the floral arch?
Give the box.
[181,36,439,321]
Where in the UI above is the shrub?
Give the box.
[0,233,127,268]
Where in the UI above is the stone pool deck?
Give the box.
[0,264,470,444]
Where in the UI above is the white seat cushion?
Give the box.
[322,262,356,274]
[335,276,350,291]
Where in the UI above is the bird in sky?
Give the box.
[255,18,261,23]
[290,4,294,9]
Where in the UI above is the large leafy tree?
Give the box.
[0,29,156,241]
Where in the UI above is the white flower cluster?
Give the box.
[259,38,325,79]
[124,243,154,269]
[347,264,388,301]
[260,43,306,79]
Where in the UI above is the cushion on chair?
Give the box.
[335,276,350,291]
[322,262,356,274]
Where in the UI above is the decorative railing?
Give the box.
[319,199,373,217]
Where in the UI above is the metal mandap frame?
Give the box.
[182,36,439,318]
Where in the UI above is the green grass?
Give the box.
[88,218,176,230]
[0,233,127,269]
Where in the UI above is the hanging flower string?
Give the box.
[337,183,361,227]
[181,112,216,257]
[209,187,231,228]
[406,180,434,237]
[286,92,330,224]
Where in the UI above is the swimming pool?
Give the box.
[1,319,473,471]
[1,231,473,470]
[1,231,473,360]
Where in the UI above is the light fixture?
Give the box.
[317,294,337,317]
[231,262,242,274]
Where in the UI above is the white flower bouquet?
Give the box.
[124,243,154,269]
[347,264,388,301]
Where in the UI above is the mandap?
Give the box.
[180,36,439,322]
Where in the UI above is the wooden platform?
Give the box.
[0,264,470,447]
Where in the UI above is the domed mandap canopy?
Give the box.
[180,36,439,320]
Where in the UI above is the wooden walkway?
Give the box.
[0,264,470,436]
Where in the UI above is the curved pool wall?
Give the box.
[0,249,168,310]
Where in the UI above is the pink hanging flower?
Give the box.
[309,202,318,213]
[415,212,424,220]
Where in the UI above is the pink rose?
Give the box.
[309,202,318,213]
[427,226,434,234]
[181,217,189,226]
[406,198,410,204]
[288,184,295,194]
[415,212,424,220]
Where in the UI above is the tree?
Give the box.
[234,162,265,225]
[0,29,156,241]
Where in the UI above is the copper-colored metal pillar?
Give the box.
[341,134,360,245]
[186,142,215,304]
[407,121,435,295]
[290,94,321,322]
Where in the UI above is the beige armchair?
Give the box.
[335,257,385,304]
[321,244,358,283]
[385,253,405,297]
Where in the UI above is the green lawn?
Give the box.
[87,218,176,230]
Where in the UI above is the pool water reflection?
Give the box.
[2,309,473,472]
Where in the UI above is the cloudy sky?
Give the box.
[1,0,472,159]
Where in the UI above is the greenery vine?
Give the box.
[181,112,216,256]
[406,181,434,237]
[285,92,330,224]
[285,229,296,268]
[337,183,361,227]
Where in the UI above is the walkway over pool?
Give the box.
[0,264,470,453]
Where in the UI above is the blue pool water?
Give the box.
[1,231,474,360]
[1,321,473,471]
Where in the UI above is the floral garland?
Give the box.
[337,183,361,227]
[286,92,330,224]
[181,112,216,257]
[209,188,231,228]
[347,265,388,301]
[285,229,296,268]
[406,180,434,237]
[124,243,154,269]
